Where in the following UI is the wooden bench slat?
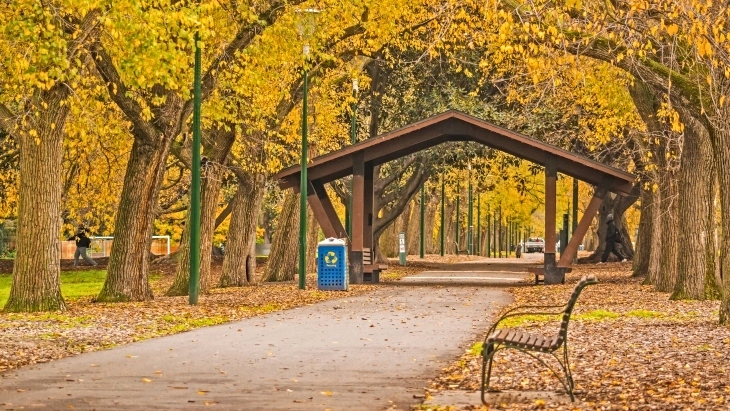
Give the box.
[541,336,555,351]
[534,335,544,349]
[492,329,508,341]
[524,334,537,347]
[507,332,523,345]
[517,333,530,347]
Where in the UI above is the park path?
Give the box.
[0,258,534,411]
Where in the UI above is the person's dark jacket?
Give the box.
[68,232,91,248]
[605,220,621,243]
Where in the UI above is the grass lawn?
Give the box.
[0,270,160,306]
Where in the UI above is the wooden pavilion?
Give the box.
[274,110,635,284]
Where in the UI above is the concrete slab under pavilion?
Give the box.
[274,110,635,284]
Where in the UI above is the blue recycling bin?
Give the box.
[317,238,348,291]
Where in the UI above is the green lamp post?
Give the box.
[476,192,481,256]
[467,164,473,255]
[188,20,203,305]
[419,183,425,258]
[455,182,460,255]
[297,8,320,290]
[440,176,445,256]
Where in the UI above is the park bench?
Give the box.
[480,275,597,403]
[363,247,387,283]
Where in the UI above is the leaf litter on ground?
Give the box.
[421,264,730,411]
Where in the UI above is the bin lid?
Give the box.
[318,237,347,246]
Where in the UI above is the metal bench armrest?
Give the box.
[484,305,565,342]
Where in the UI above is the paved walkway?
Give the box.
[0,260,531,411]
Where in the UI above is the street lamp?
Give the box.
[297,8,320,290]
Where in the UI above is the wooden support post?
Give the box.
[364,164,374,252]
[558,182,609,268]
[307,180,347,240]
[363,163,377,283]
[350,152,364,284]
[544,155,560,284]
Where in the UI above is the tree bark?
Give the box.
[627,80,670,286]
[425,191,438,254]
[644,185,663,286]
[167,128,234,295]
[654,146,680,293]
[306,207,320,274]
[406,199,420,255]
[219,173,266,287]
[375,219,396,260]
[708,122,730,324]
[444,202,456,254]
[632,186,653,277]
[671,112,717,300]
[705,178,721,300]
[628,132,656,277]
[98,135,169,301]
[3,88,69,312]
[262,191,300,282]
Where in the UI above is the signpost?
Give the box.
[398,232,406,266]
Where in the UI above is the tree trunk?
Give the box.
[97,135,170,302]
[627,80,666,285]
[406,200,420,255]
[424,191,438,254]
[168,210,193,294]
[705,178,721,300]
[375,197,411,264]
[708,124,730,324]
[263,191,300,282]
[168,128,234,295]
[306,207,319,274]
[654,151,680,293]
[378,217,398,259]
[3,90,68,312]
[671,113,716,300]
[167,161,227,294]
[632,186,654,277]
[644,184,663,286]
[219,173,266,287]
[435,200,451,256]
[586,194,617,263]
[439,202,452,255]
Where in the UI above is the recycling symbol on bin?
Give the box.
[324,251,338,265]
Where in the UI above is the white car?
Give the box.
[525,237,545,253]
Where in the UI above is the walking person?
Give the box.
[67,226,97,267]
[599,214,628,263]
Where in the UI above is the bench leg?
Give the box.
[484,346,576,403]
[480,343,497,405]
[562,343,575,399]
